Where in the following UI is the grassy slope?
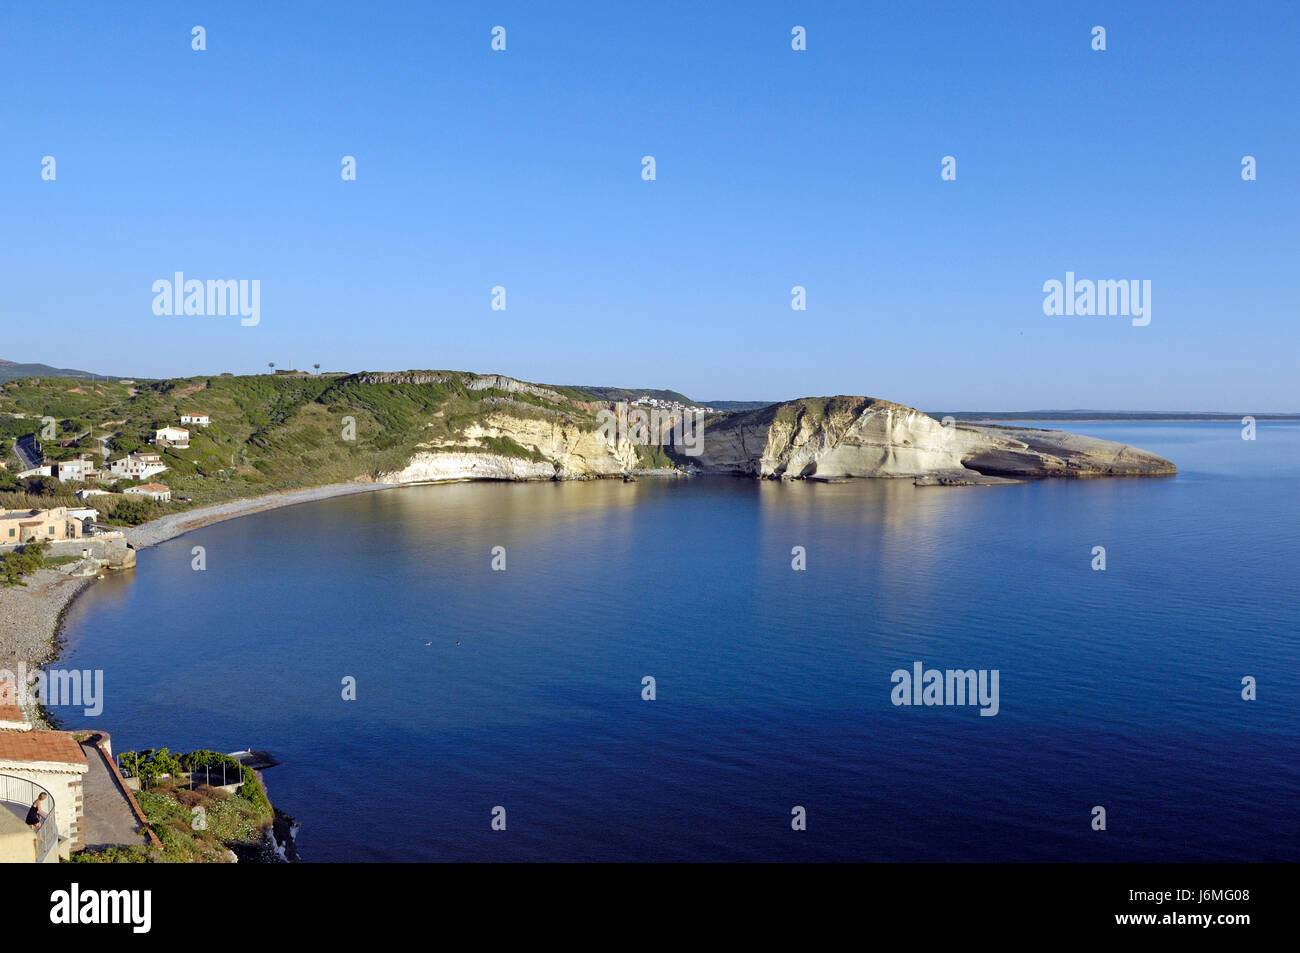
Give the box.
[0,371,609,508]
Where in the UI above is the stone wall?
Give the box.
[0,536,135,569]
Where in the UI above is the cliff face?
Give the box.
[380,409,637,483]
[354,371,574,404]
[376,386,1175,485]
[690,396,1175,481]
[697,397,970,478]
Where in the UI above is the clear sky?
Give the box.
[2,1,1296,410]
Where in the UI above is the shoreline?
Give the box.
[122,480,396,550]
[4,473,680,678]
[0,481,398,681]
[0,424,1173,682]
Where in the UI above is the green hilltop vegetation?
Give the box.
[0,370,628,512]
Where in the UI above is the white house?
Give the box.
[51,457,99,482]
[105,452,167,481]
[124,483,171,501]
[75,489,112,500]
[15,465,53,479]
[153,427,190,449]
[179,413,210,427]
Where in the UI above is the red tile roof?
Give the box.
[0,730,88,765]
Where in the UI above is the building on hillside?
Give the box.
[105,452,166,481]
[124,483,170,502]
[179,413,210,427]
[76,489,112,500]
[0,507,86,544]
[15,465,53,479]
[51,457,100,483]
[152,426,190,449]
[64,507,99,524]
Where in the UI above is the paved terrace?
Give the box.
[79,735,151,850]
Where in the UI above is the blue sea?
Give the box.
[52,422,1300,861]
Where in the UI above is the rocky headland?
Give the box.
[693,396,1177,482]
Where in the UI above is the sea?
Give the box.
[52,421,1300,861]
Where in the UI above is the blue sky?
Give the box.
[2,1,1296,410]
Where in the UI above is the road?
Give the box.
[14,436,42,470]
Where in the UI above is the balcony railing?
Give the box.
[0,773,58,863]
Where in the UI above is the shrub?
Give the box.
[105,498,153,525]
[237,774,270,809]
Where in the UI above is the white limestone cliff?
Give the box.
[379,390,1175,485]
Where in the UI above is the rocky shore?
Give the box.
[0,569,95,670]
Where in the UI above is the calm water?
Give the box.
[54,422,1300,861]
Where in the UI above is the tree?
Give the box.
[0,537,50,586]
[20,475,59,497]
[109,498,152,525]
